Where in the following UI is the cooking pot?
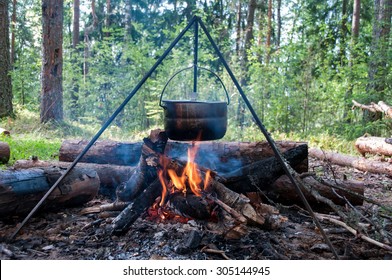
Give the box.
[160,66,230,141]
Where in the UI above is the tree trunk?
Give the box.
[344,0,361,122]
[265,0,272,63]
[70,0,80,120]
[124,0,132,40]
[340,0,348,67]
[0,141,10,164]
[11,0,16,66]
[13,159,135,199]
[0,0,13,118]
[309,147,392,176]
[276,0,281,48]
[0,167,99,217]
[235,1,242,56]
[83,0,98,79]
[40,0,63,123]
[72,0,80,48]
[366,0,392,101]
[355,136,392,157]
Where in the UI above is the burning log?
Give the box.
[112,179,162,235]
[0,167,99,217]
[12,159,135,199]
[58,139,308,173]
[268,175,364,209]
[309,147,392,177]
[115,129,168,202]
[0,141,10,164]
[355,136,392,157]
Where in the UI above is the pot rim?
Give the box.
[161,99,227,105]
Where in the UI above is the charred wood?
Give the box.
[111,179,162,235]
[115,129,168,202]
[13,159,135,199]
[0,167,99,217]
[222,144,308,192]
[268,175,364,210]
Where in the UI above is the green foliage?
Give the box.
[7,0,391,146]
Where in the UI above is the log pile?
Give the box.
[0,130,367,240]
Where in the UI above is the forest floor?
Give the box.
[1,157,392,260]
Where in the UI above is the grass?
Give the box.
[1,105,360,169]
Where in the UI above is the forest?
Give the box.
[0,0,390,144]
[1,0,392,262]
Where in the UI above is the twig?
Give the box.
[315,214,392,252]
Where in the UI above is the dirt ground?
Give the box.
[1,157,392,260]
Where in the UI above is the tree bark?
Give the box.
[13,159,135,199]
[309,147,392,176]
[0,141,10,164]
[222,144,308,192]
[269,175,364,209]
[266,0,272,63]
[235,0,242,56]
[352,100,392,118]
[11,0,16,66]
[59,139,308,173]
[355,136,392,157]
[40,0,63,123]
[0,167,99,217]
[366,0,392,100]
[0,0,13,118]
[72,0,80,48]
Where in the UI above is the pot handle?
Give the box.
[159,65,230,107]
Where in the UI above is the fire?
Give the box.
[157,142,212,207]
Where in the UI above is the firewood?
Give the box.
[0,141,10,164]
[59,139,143,166]
[268,175,364,209]
[59,139,308,173]
[355,136,392,157]
[111,179,162,235]
[222,144,308,192]
[309,147,392,177]
[0,167,99,217]
[115,129,168,202]
[13,159,135,199]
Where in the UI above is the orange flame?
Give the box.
[157,142,212,206]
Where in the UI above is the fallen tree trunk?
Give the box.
[355,136,392,157]
[59,139,308,173]
[309,147,392,176]
[268,175,364,209]
[0,167,100,217]
[13,159,135,199]
[352,100,392,118]
[59,139,143,166]
[0,141,10,164]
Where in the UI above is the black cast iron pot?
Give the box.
[160,66,229,141]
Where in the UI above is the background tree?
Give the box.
[40,0,64,123]
[0,0,13,118]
